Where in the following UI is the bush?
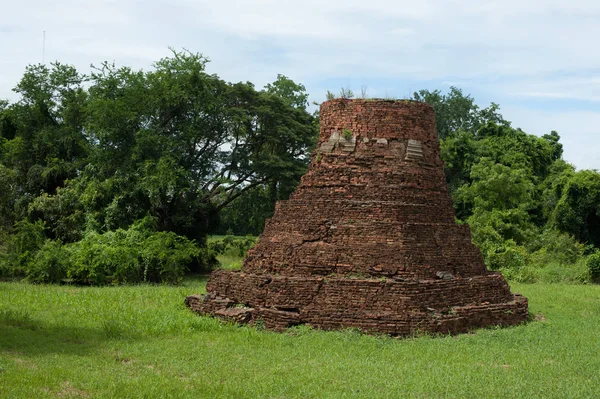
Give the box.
[471,223,590,283]
[486,243,528,271]
[5,217,213,285]
[587,253,600,283]
[0,229,9,277]
[66,226,202,285]
[6,220,46,276]
[222,235,257,257]
[140,231,207,283]
[26,239,70,283]
[527,229,584,266]
[68,230,142,285]
[187,246,220,274]
[477,238,528,271]
[208,235,257,258]
[501,259,590,284]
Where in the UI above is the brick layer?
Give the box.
[242,100,482,279]
[187,270,528,335]
[186,99,528,335]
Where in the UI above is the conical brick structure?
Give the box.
[186,99,528,335]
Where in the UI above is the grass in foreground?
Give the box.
[1,279,599,398]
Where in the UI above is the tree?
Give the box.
[21,51,317,243]
[0,51,318,281]
[550,170,600,247]
[413,86,509,140]
[215,185,274,236]
[216,74,317,235]
[457,158,536,242]
[264,74,309,110]
[0,63,89,234]
[542,130,563,161]
[439,129,477,210]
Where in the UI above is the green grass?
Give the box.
[215,251,243,271]
[499,256,592,284]
[1,280,599,398]
[208,235,252,270]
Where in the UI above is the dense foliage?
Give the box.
[0,51,318,283]
[2,217,206,285]
[416,87,600,282]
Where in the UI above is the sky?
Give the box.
[1,0,599,169]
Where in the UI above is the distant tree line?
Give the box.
[1,52,599,284]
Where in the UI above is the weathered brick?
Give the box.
[186,99,528,335]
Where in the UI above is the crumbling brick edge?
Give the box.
[185,270,529,336]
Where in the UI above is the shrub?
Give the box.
[528,229,584,266]
[487,243,528,271]
[187,247,220,274]
[8,217,210,285]
[6,220,46,276]
[26,239,70,283]
[501,259,590,284]
[587,253,600,283]
[140,231,203,284]
[539,260,590,284]
[229,235,257,257]
[0,229,9,277]
[1,215,216,284]
[68,230,145,285]
[212,235,257,258]
[67,226,202,285]
[478,238,528,271]
[342,128,353,140]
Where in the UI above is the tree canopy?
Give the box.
[0,51,317,283]
[414,88,600,280]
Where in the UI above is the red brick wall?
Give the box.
[186,99,528,335]
[243,99,485,279]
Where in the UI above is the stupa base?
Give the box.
[185,270,528,335]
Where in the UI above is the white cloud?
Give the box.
[512,76,600,102]
[1,0,599,168]
[503,106,600,170]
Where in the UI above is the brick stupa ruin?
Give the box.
[186,99,528,335]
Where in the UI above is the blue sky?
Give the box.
[1,0,599,169]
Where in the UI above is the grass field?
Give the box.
[1,277,600,398]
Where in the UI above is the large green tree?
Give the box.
[217,74,316,235]
[413,86,509,140]
[416,86,596,274]
[0,63,89,234]
[21,51,317,243]
[0,51,317,282]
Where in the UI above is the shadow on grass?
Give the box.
[0,275,211,358]
[0,308,141,357]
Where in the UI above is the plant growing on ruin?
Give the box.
[315,151,322,163]
[339,86,354,99]
[360,85,368,98]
